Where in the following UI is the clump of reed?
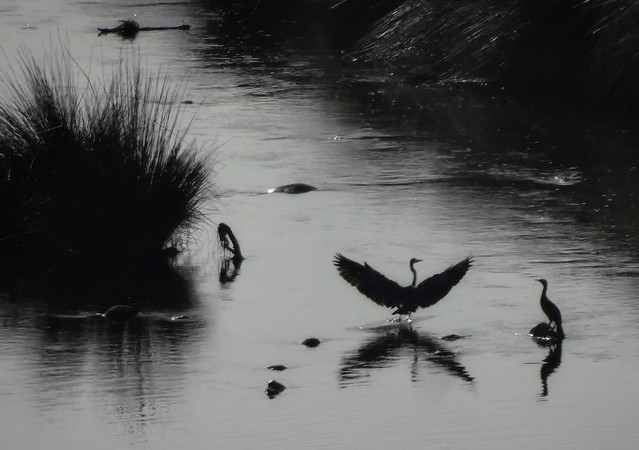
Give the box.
[580,0,639,107]
[353,0,569,82]
[352,0,639,109]
[0,49,214,294]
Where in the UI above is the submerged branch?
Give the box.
[218,223,244,262]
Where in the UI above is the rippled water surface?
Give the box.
[2,1,639,449]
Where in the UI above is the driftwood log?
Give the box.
[98,20,190,39]
[218,223,244,261]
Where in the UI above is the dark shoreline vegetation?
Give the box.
[0,49,214,310]
[207,0,639,111]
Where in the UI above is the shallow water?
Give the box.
[2,1,639,449]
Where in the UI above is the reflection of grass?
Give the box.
[0,49,213,300]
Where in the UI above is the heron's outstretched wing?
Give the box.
[334,253,405,308]
[415,257,473,308]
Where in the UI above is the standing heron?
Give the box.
[333,253,473,320]
[536,279,565,339]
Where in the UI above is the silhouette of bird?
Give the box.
[102,304,139,321]
[536,279,565,339]
[334,253,473,320]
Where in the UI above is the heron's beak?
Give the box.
[415,258,423,263]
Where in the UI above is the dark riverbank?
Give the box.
[201,0,639,111]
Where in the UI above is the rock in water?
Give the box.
[440,334,466,341]
[103,304,138,321]
[268,183,317,194]
[530,322,559,340]
[302,338,321,348]
[266,380,286,398]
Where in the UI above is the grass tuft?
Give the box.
[0,47,214,300]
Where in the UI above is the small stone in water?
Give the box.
[440,334,466,341]
[266,380,286,398]
[268,365,287,371]
[171,314,189,321]
[268,183,318,194]
[530,322,558,339]
[302,338,321,348]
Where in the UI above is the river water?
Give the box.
[1,1,639,449]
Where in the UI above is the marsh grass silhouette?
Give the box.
[215,0,639,109]
[354,0,639,108]
[0,47,214,304]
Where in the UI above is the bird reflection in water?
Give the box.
[219,256,243,284]
[339,324,474,387]
[217,223,244,285]
[536,339,563,398]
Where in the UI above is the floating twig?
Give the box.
[218,223,244,261]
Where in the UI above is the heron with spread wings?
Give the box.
[334,253,473,320]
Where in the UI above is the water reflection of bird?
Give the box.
[219,257,243,284]
[339,325,474,386]
[540,341,562,397]
[536,279,565,339]
[334,253,472,320]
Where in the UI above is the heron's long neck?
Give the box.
[410,262,418,287]
[540,284,548,302]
